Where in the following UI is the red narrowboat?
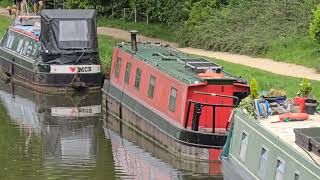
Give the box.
[102,31,249,161]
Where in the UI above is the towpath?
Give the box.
[98,27,320,81]
[0,7,319,81]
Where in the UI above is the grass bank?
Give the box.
[0,15,11,36]
[0,15,319,98]
[212,58,320,98]
[98,35,119,75]
[264,35,320,71]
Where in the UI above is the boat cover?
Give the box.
[40,9,99,65]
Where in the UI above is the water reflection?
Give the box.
[0,81,225,179]
[0,82,115,179]
[103,112,223,180]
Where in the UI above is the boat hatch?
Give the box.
[178,58,223,72]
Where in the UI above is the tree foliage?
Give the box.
[310,4,320,43]
[66,0,320,56]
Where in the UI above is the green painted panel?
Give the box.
[229,110,320,180]
[120,43,240,85]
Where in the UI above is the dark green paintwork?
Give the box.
[119,43,239,85]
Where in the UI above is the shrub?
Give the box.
[310,5,320,42]
[298,79,312,97]
[249,78,259,100]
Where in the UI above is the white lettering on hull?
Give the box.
[50,65,101,74]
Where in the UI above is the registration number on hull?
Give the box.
[50,65,101,74]
[51,105,102,117]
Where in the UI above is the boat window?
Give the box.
[58,20,90,49]
[20,38,40,59]
[169,87,177,112]
[115,57,122,78]
[258,147,268,178]
[124,62,131,84]
[16,38,24,54]
[59,20,89,42]
[4,32,15,49]
[0,31,8,47]
[275,159,285,180]
[148,76,156,98]
[134,68,142,89]
[239,132,248,161]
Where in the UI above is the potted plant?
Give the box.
[263,88,287,104]
[239,78,259,116]
[294,79,318,114]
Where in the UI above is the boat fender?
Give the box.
[279,113,309,122]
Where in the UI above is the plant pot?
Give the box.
[263,96,286,104]
[293,96,307,113]
[304,99,319,115]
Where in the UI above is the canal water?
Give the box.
[0,81,228,180]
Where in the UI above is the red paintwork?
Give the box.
[110,47,248,130]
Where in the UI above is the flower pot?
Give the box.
[293,96,306,113]
[304,99,319,115]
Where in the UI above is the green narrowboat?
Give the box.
[221,110,320,180]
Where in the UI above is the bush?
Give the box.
[310,5,320,42]
[249,78,259,100]
[181,0,318,55]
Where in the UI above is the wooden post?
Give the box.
[123,8,126,19]
[134,7,137,23]
[146,13,149,24]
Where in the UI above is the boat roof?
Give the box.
[120,43,243,85]
[260,114,320,164]
[9,16,41,40]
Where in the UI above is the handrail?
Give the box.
[184,100,235,133]
[193,91,240,106]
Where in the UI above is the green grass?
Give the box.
[211,58,320,98]
[0,15,11,36]
[98,35,120,75]
[97,18,180,43]
[264,35,320,71]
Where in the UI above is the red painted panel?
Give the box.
[184,84,248,130]
[110,48,248,130]
[110,48,188,126]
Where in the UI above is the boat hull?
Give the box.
[102,79,227,161]
[0,56,102,94]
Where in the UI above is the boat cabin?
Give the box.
[0,10,102,91]
[108,33,249,134]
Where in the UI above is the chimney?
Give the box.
[130,30,138,52]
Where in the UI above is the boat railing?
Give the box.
[184,92,239,133]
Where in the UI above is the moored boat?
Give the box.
[0,10,102,93]
[221,110,320,180]
[102,31,250,161]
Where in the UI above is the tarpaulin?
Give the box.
[40,9,99,65]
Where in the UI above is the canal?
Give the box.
[0,81,226,180]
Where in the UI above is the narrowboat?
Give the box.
[221,110,320,180]
[0,10,102,93]
[102,31,250,161]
